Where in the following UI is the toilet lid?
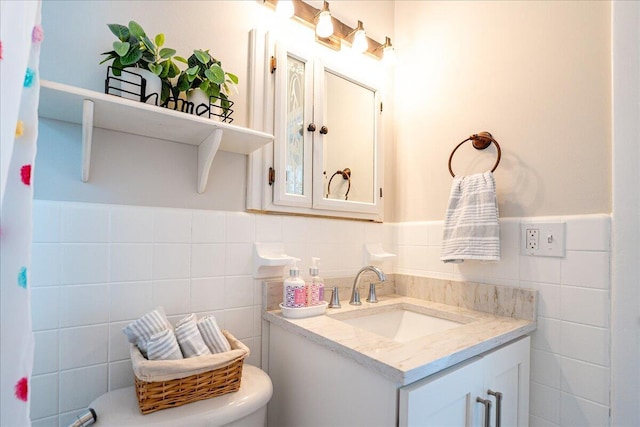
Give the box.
[90,365,272,427]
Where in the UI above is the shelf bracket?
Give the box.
[81,99,94,182]
[197,128,224,194]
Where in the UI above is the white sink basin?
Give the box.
[336,307,463,343]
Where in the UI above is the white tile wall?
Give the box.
[30,201,609,427]
[30,201,394,426]
[394,214,612,427]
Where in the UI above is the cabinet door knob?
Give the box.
[476,397,492,427]
[307,123,316,132]
[488,390,503,427]
[319,125,329,135]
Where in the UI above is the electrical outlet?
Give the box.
[521,222,565,257]
[526,228,539,250]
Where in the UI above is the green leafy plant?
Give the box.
[175,49,239,115]
[100,20,182,102]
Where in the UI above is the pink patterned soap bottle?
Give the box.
[307,257,325,306]
[283,262,306,308]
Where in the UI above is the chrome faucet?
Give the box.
[349,265,387,305]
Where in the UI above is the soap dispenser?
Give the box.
[307,257,325,306]
[283,261,306,308]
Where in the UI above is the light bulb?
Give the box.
[276,0,294,19]
[382,37,396,64]
[352,21,368,53]
[316,11,333,38]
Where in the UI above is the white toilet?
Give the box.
[89,365,272,427]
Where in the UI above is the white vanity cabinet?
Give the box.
[266,321,530,427]
[399,336,530,427]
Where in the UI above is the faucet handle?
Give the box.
[329,287,342,308]
[366,283,379,303]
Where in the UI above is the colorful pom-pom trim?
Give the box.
[15,121,24,138]
[20,165,31,186]
[24,68,35,88]
[32,25,44,44]
[18,267,27,289]
[0,40,3,60]
[14,377,28,402]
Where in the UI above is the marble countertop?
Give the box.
[263,295,535,386]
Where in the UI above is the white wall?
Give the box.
[394,0,611,220]
[395,215,612,427]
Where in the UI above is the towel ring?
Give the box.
[326,168,351,200]
[448,132,502,177]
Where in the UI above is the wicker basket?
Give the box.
[131,330,248,414]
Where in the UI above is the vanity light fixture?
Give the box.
[315,1,334,38]
[275,0,295,19]
[381,36,396,64]
[349,20,368,54]
[263,0,393,61]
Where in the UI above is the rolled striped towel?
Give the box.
[122,307,172,356]
[197,315,231,354]
[175,314,211,358]
[147,329,183,360]
[440,171,500,263]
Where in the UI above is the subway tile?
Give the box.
[427,221,443,246]
[152,244,190,279]
[59,365,108,413]
[110,281,153,321]
[225,243,252,276]
[60,244,109,285]
[397,222,429,246]
[110,244,153,282]
[452,259,485,283]
[59,325,108,370]
[253,305,262,337]
[525,281,561,319]
[519,255,562,284]
[565,215,611,251]
[191,244,225,278]
[304,218,333,244]
[362,222,384,244]
[281,216,309,243]
[191,277,225,312]
[31,373,59,419]
[225,212,255,243]
[109,359,134,390]
[530,349,561,389]
[243,336,262,368]
[255,214,282,243]
[560,286,609,328]
[331,220,365,245]
[32,287,60,331]
[32,200,61,243]
[499,219,521,248]
[531,317,562,354]
[154,209,191,243]
[59,284,109,327]
[31,415,57,427]
[224,306,255,340]
[33,330,59,375]
[561,251,609,290]
[559,357,610,405]
[484,245,519,280]
[109,321,132,362]
[400,245,428,270]
[192,210,225,243]
[61,204,109,243]
[224,276,254,308]
[152,279,190,316]
[529,381,560,424]
[426,246,453,274]
[560,392,610,427]
[31,243,60,287]
[110,206,153,243]
[561,322,610,366]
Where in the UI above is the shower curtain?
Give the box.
[1,1,42,425]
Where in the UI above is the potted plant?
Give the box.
[100,20,181,104]
[175,49,238,121]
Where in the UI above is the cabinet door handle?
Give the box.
[488,390,503,427]
[319,125,329,134]
[307,123,316,132]
[476,397,492,427]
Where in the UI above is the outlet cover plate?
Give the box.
[520,221,565,257]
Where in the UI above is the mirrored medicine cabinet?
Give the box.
[247,30,385,221]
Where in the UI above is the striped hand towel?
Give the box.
[440,171,500,263]
[147,329,183,360]
[175,314,212,358]
[122,307,173,356]
[198,315,231,354]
